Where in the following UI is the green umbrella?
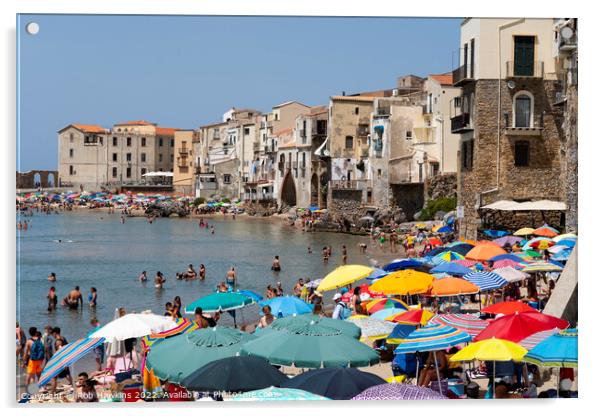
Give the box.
[241,321,379,368]
[185,292,254,314]
[146,326,256,383]
[260,315,361,339]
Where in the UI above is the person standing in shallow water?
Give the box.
[47,286,57,312]
[271,256,281,272]
[341,245,348,265]
[155,272,166,289]
[199,264,206,280]
[226,267,236,290]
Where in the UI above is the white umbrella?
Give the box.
[347,316,396,339]
[93,313,177,342]
[494,266,529,283]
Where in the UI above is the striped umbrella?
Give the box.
[430,314,489,338]
[524,328,577,367]
[463,271,508,292]
[454,259,478,268]
[352,383,447,400]
[552,249,573,262]
[141,318,199,354]
[522,262,564,273]
[553,233,577,242]
[519,329,559,350]
[491,266,529,283]
[492,259,524,269]
[39,337,105,387]
[435,251,465,262]
[365,297,409,314]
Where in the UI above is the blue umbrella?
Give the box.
[484,230,510,238]
[394,324,471,354]
[39,337,105,387]
[523,328,577,368]
[367,268,389,281]
[436,226,453,233]
[237,290,263,302]
[259,296,313,317]
[552,249,572,262]
[463,271,507,292]
[489,253,524,263]
[370,308,408,321]
[383,259,424,272]
[386,324,417,345]
[555,240,576,248]
[430,262,472,277]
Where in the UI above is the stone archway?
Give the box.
[33,173,42,188]
[47,173,55,187]
[310,173,319,207]
[280,171,297,207]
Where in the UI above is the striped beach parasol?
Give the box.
[492,259,524,269]
[39,337,105,387]
[454,259,478,268]
[393,324,471,354]
[365,297,409,314]
[429,314,489,338]
[521,261,564,273]
[435,251,465,262]
[352,383,447,400]
[519,328,559,350]
[463,271,508,292]
[523,328,577,367]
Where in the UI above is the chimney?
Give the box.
[342,91,346,96]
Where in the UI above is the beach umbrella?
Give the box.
[386,324,417,344]
[553,233,577,242]
[436,225,453,233]
[370,308,410,321]
[240,321,380,368]
[490,253,525,263]
[428,237,443,246]
[523,328,577,367]
[484,230,510,238]
[521,262,564,273]
[366,268,388,281]
[493,266,529,283]
[555,239,576,249]
[427,277,480,296]
[519,329,559,350]
[38,337,105,387]
[91,313,178,342]
[529,240,556,250]
[514,227,535,236]
[482,301,538,315]
[346,315,396,340]
[547,244,568,254]
[304,278,323,288]
[146,326,256,383]
[463,271,507,292]
[522,249,543,259]
[430,314,489,338]
[369,269,434,296]
[140,318,199,350]
[492,236,524,247]
[259,296,313,317]
[232,387,329,401]
[449,338,527,398]
[262,314,361,339]
[352,383,448,400]
[492,259,524,269]
[382,259,424,272]
[434,251,465,262]
[430,262,472,277]
[465,244,507,261]
[474,312,569,343]
[454,259,478,268]
[316,265,374,292]
[365,298,409,314]
[441,244,474,256]
[533,225,559,238]
[386,309,434,326]
[552,249,573,262]
[282,368,386,400]
[185,292,254,314]
[237,289,263,302]
[180,356,288,393]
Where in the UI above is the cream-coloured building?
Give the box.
[173,130,198,194]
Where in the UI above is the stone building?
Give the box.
[452,18,566,238]
[172,130,198,194]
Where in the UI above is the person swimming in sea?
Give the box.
[47,287,58,312]
[48,272,57,282]
[138,271,147,282]
[62,286,83,310]
[199,264,206,280]
[271,256,281,272]
[210,225,215,235]
[155,272,166,289]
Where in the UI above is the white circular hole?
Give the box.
[26,22,39,35]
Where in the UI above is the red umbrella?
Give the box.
[492,259,524,269]
[474,311,569,343]
[428,237,443,247]
[482,301,538,315]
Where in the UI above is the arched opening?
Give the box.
[310,173,319,207]
[280,171,297,207]
[47,173,55,187]
[33,172,41,188]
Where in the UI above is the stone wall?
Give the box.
[328,189,364,224]
[17,170,59,189]
[390,183,424,221]
[457,78,565,239]
[425,173,457,201]
[562,83,578,233]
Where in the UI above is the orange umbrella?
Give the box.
[428,237,443,246]
[465,244,507,261]
[427,277,480,296]
[369,270,434,296]
[460,237,477,246]
[386,309,434,325]
[533,225,559,238]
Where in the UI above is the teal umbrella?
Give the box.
[259,314,361,339]
[241,321,379,368]
[232,387,329,401]
[185,292,254,314]
[146,326,256,383]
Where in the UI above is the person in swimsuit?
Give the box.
[258,306,275,328]
[194,307,210,328]
[186,264,197,280]
[199,264,206,280]
[88,287,98,308]
[307,246,312,254]
[271,256,281,272]
[265,285,275,299]
[322,247,329,262]
[47,286,58,312]
[210,225,215,235]
[62,286,83,309]
[48,272,57,282]
[172,296,183,319]
[139,271,147,282]
[350,286,362,315]
[155,272,166,289]
[226,267,236,289]
[341,245,348,265]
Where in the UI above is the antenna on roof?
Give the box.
[342,91,346,96]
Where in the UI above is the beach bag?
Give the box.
[30,339,44,361]
[338,302,352,320]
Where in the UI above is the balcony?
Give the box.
[451,113,473,134]
[375,107,390,117]
[300,129,306,138]
[452,64,474,86]
[357,126,370,137]
[506,61,544,79]
[559,34,577,52]
[178,147,189,155]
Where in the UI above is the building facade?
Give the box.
[173,130,198,194]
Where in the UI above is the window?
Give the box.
[112,137,117,146]
[69,133,74,143]
[405,130,413,140]
[126,137,131,146]
[431,162,440,176]
[223,174,232,184]
[112,167,117,178]
[159,138,163,147]
[141,137,146,147]
[126,167,131,178]
[345,136,354,149]
[170,139,174,147]
[141,153,146,162]
[159,154,163,162]
[69,149,74,158]
[275,113,279,121]
[126,153,132,162]
[69,165,74,175]
[141,168,147,176]
[514,36,535,76]
[377,169,382,178]
[462,139,474,170]
[244,127,250,136]
[470,38,475,78]
[112,153,117,162]
[514,91,534,128]
[354,107,359,115]
[515,141,530,167]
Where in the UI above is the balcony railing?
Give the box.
[330,179,369,191]
[451,113,473,134]
[559,35,577,52]
[375,107,390,116]
[452,64,473,86]
[506,61,544,79]
[178,147,189,154]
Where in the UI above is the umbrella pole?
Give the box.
[416,353,420,385]
[557,368,561,398]
[493,361,496,399]
[70,363,76,401]
[433,352,443,396]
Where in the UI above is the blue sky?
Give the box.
[17,15,461,171]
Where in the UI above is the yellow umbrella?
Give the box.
[316,265,374,292]
[513,227,535,236]
[369,270,434,296]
